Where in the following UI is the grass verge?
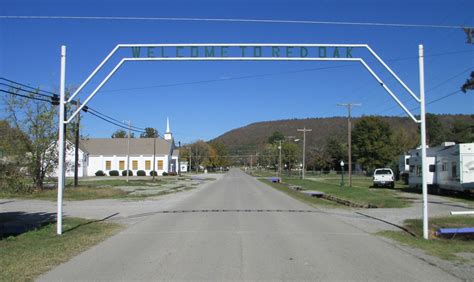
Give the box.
[379,216,474,262]
[0,177,206,201]
[283,177,410,208]
[259,179,340,208]
[0,217,123,281]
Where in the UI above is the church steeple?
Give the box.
[164,117,173,141]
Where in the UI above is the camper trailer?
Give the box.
[405,142,474,193]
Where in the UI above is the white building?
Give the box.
[52,119,182,177]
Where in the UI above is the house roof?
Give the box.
[80,138,172,156]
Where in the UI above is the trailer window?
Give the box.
[442,162,448,171]
[429,165,435,172]
[405,158,409,165]
[452,162,457,178]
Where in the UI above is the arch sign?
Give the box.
[57,43,429,239]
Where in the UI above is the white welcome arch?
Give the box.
[57,43,429,238]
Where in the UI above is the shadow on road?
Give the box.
[0,211,56,239]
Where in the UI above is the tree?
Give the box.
[352,116,395,173]
[0,120,28,158]
[461,71,474,93]
[3,89,60,189]
[189,140,210,170]
[426,113,446,146]
[391,129,418,157]
[281,141,299,171]
[307,147,331,171]
[140,127,157,138]
[111,129,134,138]
[209,141,229,168]
[325,137,347,170]
[450,120,474,143]
[267,131,284,144]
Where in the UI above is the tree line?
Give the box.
[255,115,473,174]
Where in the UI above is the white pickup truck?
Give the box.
[373,168,395,188]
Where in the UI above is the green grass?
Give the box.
[259,179,341,208]
[0,217,123,281]
[379,216,474,262]
[282,177,410,208]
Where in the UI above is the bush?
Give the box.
[121,170,133,176]
[0,163,31,193]
[95,170,105,176]
[168,172,178,176]
[137,170,146,176]
[109,170,119,176]
[149,170,157,176]
[162,172,168,176]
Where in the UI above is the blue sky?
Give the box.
[0,0,473,143]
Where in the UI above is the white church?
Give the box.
[54,119,185,177]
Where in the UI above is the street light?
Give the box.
[340,160,345,187]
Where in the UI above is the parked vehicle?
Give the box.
[403,142,474,194]
[373,168,395,188]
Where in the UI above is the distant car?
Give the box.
[373,168,395,188]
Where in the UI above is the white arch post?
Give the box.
[57,43,428,239]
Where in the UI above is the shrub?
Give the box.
[149,170,157,176]
[95,170,105,176]
[121,170,133,176]
[168,172,178,176]
[162,172,168,176]
[109,170,119,176]
[137,170,146,176]
[0,163,31,193]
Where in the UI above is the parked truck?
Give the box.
[400,142,474,194]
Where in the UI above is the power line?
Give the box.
[87,111,144,133]
[0,77,57,97]
[0,78,151,133]
[0,89,52,103]
[374,66,473,115]
[0,15,471,29]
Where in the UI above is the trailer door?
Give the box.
[461,155,474,184]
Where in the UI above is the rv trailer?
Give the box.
[405,142,474,193]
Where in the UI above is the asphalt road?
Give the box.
[39,169,458,281]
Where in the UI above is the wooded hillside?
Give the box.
[211,115,474,154]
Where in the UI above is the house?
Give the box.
[401,142,474,193]
[52,119,181,177]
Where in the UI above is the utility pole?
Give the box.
[73,99,81,187]
[297,127,312,179]
[178,141,181,176]
[188,146,192,174]
[250,154,253,171]
[278,140,282,178]
[152,128,157,182]
[125,120,131,183]
[337,103,361,187]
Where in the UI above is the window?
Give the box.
[429,165,435,173]
[132,160,138,170]
[158,160,163,170]
[452,162,458,178]
[416,165,421,177]
[442,162,448,171]
[145,160,151,170]
[409,165,415,173]
[119,160,125,170]
[405,158,409,165]
[105,160,111,170]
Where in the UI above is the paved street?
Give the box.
[39,169,458,281]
